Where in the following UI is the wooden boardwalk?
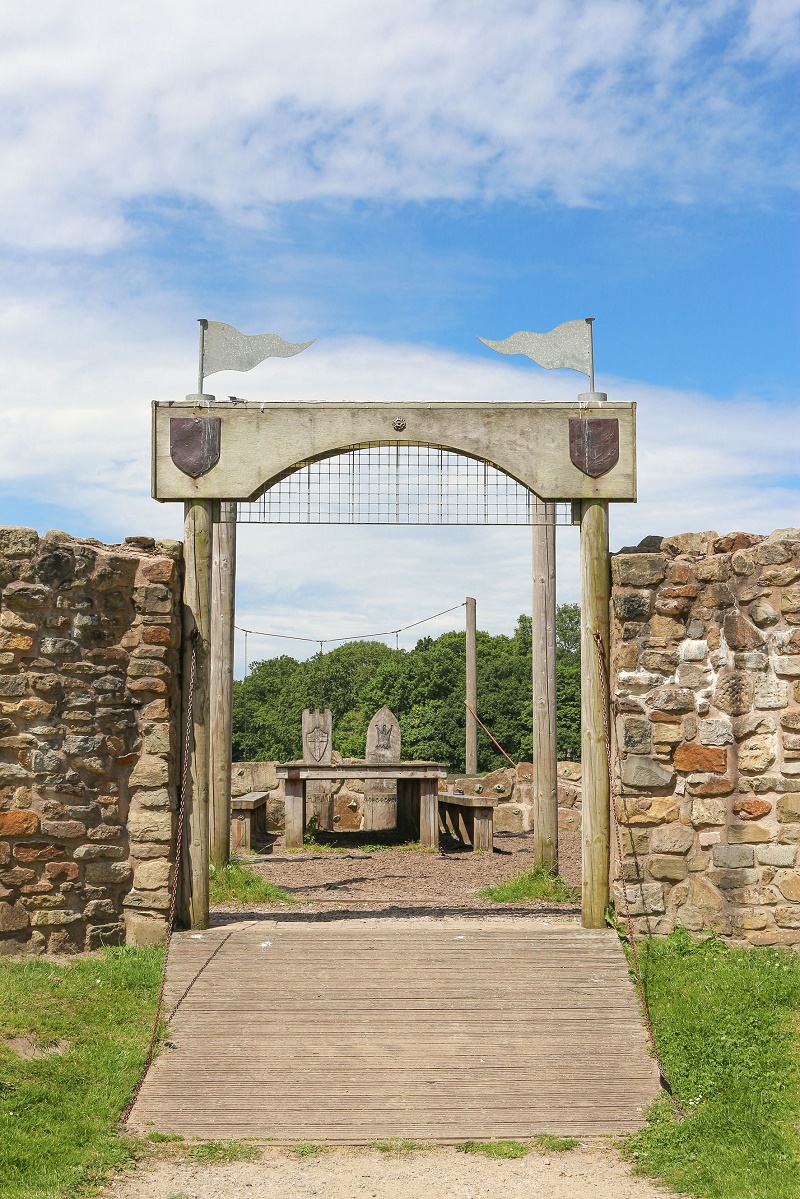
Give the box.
[128,917,661,1143]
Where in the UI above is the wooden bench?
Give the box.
[230,791,270,853]
[438,792,495,852]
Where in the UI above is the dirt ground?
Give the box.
[215,828,582,918]
[105,1144,680,1199]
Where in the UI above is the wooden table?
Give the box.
[275,761,448,849]
[230,791,270,853]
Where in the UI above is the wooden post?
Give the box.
[419,779,439,850]
[210,500,236,871]
[285,778,306,849]
[465,596,477,775]
[580,497,611,928]
[532,502,558,870]
[181,499,213,930]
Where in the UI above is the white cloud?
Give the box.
[1,291,796,669]
[0,0,796,251]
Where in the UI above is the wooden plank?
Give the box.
[465,596,477,775]
[209,500,236,870]
[284,778,306,849]
[532,503,558,869]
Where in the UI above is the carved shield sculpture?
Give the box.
[170,417,221,478]
[366,706,401,764]
[569,417,619,478]
[302,708,332,765]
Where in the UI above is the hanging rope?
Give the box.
[235,601,467,648]
[593,630,685,1119]
[464,701,517,769]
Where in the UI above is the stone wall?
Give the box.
[611,528,800,944]
[0,529,182,953]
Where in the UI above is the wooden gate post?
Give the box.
[465,596,477,775]
[532,502,558,870]
[181,499,213,930]
[210,501,237,871]
[580,497,611,928]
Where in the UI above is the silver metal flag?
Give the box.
[478,318,594,386]
[200,320,315,381]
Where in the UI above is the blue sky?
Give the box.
[0,1,797,669]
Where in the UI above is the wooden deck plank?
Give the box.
[129,917,661,1142]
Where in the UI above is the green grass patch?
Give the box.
[292,1142,322,1157]
[460,1139,530,1159]
[186,1140,259,1164]
[0,945,163,1199]
[477,866,578,904]
[209,861,295,905]
[623,929,800,1199]
[532,1133,579,1152]
[368,1137,430,1152]
[146,1132,183,1143]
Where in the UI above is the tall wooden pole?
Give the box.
[532,502,558,870]
[580,496,611,928]
[181,499,213,930]
[465,596,477,775]
[210,501,237,871]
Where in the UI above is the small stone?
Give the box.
[698,830,721,847]
[754,676,789,710]
[674,744,727,773]
[613,881,664,916]
[757,845,796,867]
[613,589,654,621]
[611,554,666,588]
[618,670,662,694]
[29,910,82,926]
[618,717,651,754]
[782,588,800,615]
[73,844,125,860]
[738,734,776,774]
[39,637,78,657]
[651,825,694,854]
[621,756,675,789]
[648,855,689,882]
[713,868,759,889]
[133,859,173,890]
[732,798,773,820]
[13,842,65,862]
[775,656,800,678]
[0,809,39,836]
[128,755,170,788]
[714,672,754,716]
[691,798,727,827]
[615,796,679,826]
[728,822,773,843]
[698,718,733,746]
[127,809,172,843]
[723,611,764,651]
[777,874,800,901]
[775,905,800,929]
[648,685,695,714]
[84,861,133,885]
[749,599,779,627]
[712,844,754,868]
[680,640,709,661]
[663,532,718,556]
[39,820,86,839]
[757,539,794,565]
[0,900,30,932]
[84,899,118,921]
[687,876,723,910]
[732,713,776,739]
[686,775,735,797]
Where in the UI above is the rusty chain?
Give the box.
[121,627,198,1125]
[593,629,685,1119]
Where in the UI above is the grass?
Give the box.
[460,1139,530,1159]
[623,929,800,1199]
[209,861,295,905]
[532,1133,580,1152]
[292,1142,322,1156]
[0,945,163,1199]
[368,1137,430,1152]
[186,1140,259,1164]
[477,865,578,904]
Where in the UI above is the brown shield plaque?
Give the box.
[569,417,619,478]
[170,417,221,478]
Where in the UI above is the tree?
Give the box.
[232,606,582,769]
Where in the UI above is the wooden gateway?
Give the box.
[152,391,637,929]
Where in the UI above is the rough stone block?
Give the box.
[691,798,727,827]
[614,881,665,916]
[738,735,776,774]
[127,809,172,843]
[723,611,764,651]
[616,796,679,826]
[698,718,734,746]
[128,755,170,788]
[757,844,796,867]
[749,599,779,628]
[713,868,759,889]
[611,554,666,588]
[686,775,735,797]
[86,923,125,949]
[674,744,727,773]
[0,809,39,836]
[734,651,769,672]
[648,686,695,713]
[728,821,772,843]
[613,589,654,621]
[29,909,81,926]
[714,672,754,716]
[680,640,709,661]
[124,911,167,947]
[84,861,133,885]
[0,900,30,932]
[617,716,651,754]
[648,855,688,882]
[621,756,675,789]
[777,873,800,901]
[651,825,694,854]
[712,844,754,869]
[133,858,173,890]
[617,670,662,694]
[775,904,800,929]
[754,676,788,710]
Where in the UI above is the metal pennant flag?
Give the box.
[478,318,595,387]
[199,320,315,383]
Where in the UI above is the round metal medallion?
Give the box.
[392,416,407,432]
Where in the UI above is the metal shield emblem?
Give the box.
[170,417,221,478]
[569,417,619,478]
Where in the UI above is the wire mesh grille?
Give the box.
[236,443,573,525]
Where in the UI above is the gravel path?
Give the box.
[105,1144,678,1199]
[214,828,582,919]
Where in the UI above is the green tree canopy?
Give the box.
[232,605,581,770]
